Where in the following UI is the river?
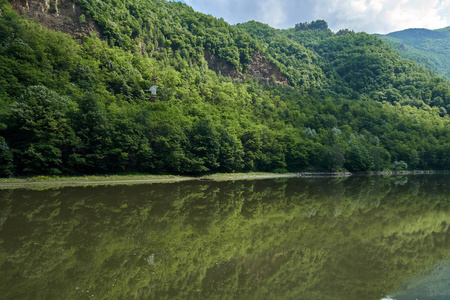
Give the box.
[0,175,449,299]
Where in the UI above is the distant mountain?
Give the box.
[376,27,450,80]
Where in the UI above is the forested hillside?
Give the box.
[1,0,450,177]
[238,21,450,105]
[377,27,450,80]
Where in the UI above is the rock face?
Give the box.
[204,51,245,80]
[205,50,289,85]
[10,0,100,39]
[247,51,288,85]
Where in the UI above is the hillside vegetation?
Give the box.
[1,0,450,177]
[377,27,450,80]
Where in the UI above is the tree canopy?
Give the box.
[1,0,450,176]
[377,27,450,80]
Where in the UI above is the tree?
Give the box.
[71,91,113,173]
[345,142,374,172]
[189,118,220,172]
[370,146,391,170]
[149,122,195,173]
[240,129,263,171]
[323,144,345,171]
[7,86,75,175]
[392,160,408,171]
[216,126,244,172]
[0,136,13,176]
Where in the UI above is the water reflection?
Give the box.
[0,175,449,299]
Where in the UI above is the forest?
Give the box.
[1,0,450,176]
[377,27,450,80]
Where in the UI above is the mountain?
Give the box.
[237,21,448,103]
[376,27,450,80]
[1,0,450,177]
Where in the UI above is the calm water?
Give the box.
[0,175,449,300]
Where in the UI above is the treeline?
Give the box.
[1,0,450,176]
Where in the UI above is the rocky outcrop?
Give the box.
[204,51,245,80]
[205,50,288,85]
[10,0,100,39]
[247,51,288,85]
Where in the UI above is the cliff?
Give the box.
[10,0,100,39]
[205,50,288,85]
[247,51,288,85]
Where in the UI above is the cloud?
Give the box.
[182,0,450,33]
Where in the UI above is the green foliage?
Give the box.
[78,14,87,24]
[323,144,345,171]
[392,160,408,171]
[237,21,327,89]
[77,0,258,71]
[295,19,331,32]
[6,86,75,175]
[238,21,450,111]
[216,125,244,172]
[71,92,113,173]
[0,136,13,176]
[377,27,450,80]
[1,0,450,176]
[345,142,374,172]
[189,118,220,171]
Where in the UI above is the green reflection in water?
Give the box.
[0,175,449,300]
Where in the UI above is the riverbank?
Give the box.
[0,170,448,189]
[0,173,299,189]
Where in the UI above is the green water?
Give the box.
[0,175,449,300]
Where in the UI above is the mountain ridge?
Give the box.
[376,26,450,79]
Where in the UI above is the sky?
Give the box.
[175,0,450,34]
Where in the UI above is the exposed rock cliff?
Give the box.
[247,51,288,85]
[205,50,289,85]
[204,50,245,80]
[10,0,100,39]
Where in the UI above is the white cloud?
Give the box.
[259,0,287,28]
[182,0,450,33]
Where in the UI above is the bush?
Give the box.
[392,160,408,171]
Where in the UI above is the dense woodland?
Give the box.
[377,27,450,80]
[1,0,450,176]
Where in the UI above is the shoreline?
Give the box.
[0,170,448,189]
[0,173,296,189]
